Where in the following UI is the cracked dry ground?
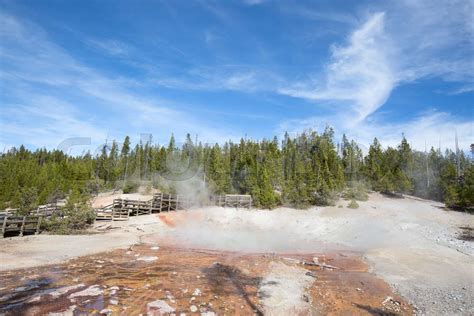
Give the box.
[0,244,414,315]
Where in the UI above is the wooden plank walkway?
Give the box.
[212,194,253,208]
[1,215,42,238]
[94,193,253,221]
[34,203,60,217]
[95,203,114,221]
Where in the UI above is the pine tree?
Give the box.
[96,144,109,184]
[365,138,384,190]
[0,129,472,212]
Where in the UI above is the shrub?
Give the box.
[343,181,369,201]
[64,203,96,230]
[347,199,359,209]
[42,200,95,234]
[84,180,100,195]
[144,185,152,195]
[123,182,139,194]
[18,187,38,215]
[312,184,337,206]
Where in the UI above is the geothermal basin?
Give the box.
[0,193,472,315]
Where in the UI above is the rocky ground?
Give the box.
[0,193,472,315]
[0,245,413,315]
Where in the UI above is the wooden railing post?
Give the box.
[159,193,163,213]
[36,216,42,235]
[19,216,26,237]
[2,216,7,238]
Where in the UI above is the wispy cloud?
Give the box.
[390,0,474,85]
[243,0,266,6]
[280,1,473,120]
[153,66,283,93]
[0,2,471,153]
[278,110,473,153]
[281,6,358,25]
[279,12,394,123]
[449,84,474,95]
[0,12,239,149]
[0,95,107,150]
[84,38,131,57]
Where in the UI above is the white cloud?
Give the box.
[280,1,473,119]
[276,1,474,152]
[1,4,471,152]
[279,12,396,122]
[278,110,473,153]
[243,0,266,6]
[388,0,474,85]
[0,96,107,150]
[153,67,283,93]
[85,38,131,57]
[450,84,474,95]
[281,6,358,25]
[0,12,239,149]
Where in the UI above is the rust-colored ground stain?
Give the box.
[158,214,176,227]
[0,245,414,315]
[158,211,205,228]
[303,253,412,315]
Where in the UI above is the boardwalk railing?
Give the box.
[95,203,114,221]
[0,203,58,238]
[211,194,253,208]
[94,193,253,221]
[34,203,61,217]
[1,215,42,238]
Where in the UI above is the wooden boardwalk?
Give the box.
[0,192,254,237]
[0,203,58,238]
[33,203,61,217]
[95,193,253,221]
[213,194,253,208]
[1,214,42,238]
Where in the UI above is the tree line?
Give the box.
[1,128,472,212]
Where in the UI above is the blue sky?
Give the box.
[0,0,472,154]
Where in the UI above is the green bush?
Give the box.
[18,187,38,215]
[42,201,95,234]
[123,182,139,194]
[84,180,100,195]
[312,184,337,206]
[144,185,152,195]
[343,182,369,201]
[347,199,359,209]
